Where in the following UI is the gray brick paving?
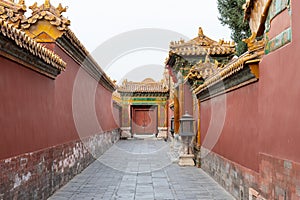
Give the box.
[49,139,235,200]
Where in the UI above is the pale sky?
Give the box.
[26,0,232,83]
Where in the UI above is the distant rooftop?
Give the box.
[118,78,169,94]
[169,27,235,56]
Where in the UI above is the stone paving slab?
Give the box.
[49,139,235,200]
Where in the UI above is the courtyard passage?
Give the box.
[49,139,234,200]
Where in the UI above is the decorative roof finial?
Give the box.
[198,27,203,36]
[44,0,50,9]
[56,3,67,14]
[29,2,38,11]
[18,0,25,5]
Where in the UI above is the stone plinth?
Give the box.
[178,154,195,166]
[120,127,131,138]
[157,127,168,138]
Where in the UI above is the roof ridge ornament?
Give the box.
[23,0,70,36]
[198,27,203,36]
[56,3,66,15]
[18,0,25,5]
[28,2,37,11]
[0,0,27,28]
[44,0,50,9]
[28,1,68,17]
[169,27,235,56]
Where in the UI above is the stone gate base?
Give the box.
[120,127,168,139]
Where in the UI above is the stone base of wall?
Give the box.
[200,147,300,200]
[0,129,120,200]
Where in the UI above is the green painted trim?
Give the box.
[132,97,157,101]
[272,0,290,19]
[132,102,157,105]
[265,0,291,32]
[287,0,292,15]
[265,0,292,54]
[126,98,168,101]
[265,27,292,54]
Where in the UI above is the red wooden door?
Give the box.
[134,110,146,134]
[147,109,156,133]
[132,106,157,134]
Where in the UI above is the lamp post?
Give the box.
[179,112,195,166]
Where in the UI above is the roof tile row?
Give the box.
[0,18,66,70]
[118,78,169,93]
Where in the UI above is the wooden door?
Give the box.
[132,106,157,134]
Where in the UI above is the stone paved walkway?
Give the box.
[49,139,235,200]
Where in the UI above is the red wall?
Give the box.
[96,84,118,131]
[0,43,118,160]
[258,0,300,165]
[113,103,121,128]
[201,83,259,171]
[201,0,300,172]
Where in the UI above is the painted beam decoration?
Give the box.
[244,0,292,55]
[265,0,292,54]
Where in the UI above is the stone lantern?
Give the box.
[179,112,195,166]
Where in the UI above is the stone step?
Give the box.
[133,134,156,140]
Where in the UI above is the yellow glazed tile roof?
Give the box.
[63,28,90,56]
[0,0,26,28]
[21,0,70,31]
[187,58,223,81]
[118,78,169,93]
[169,27,235,56]
[194,43,264,95]
[0,18,66,71]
